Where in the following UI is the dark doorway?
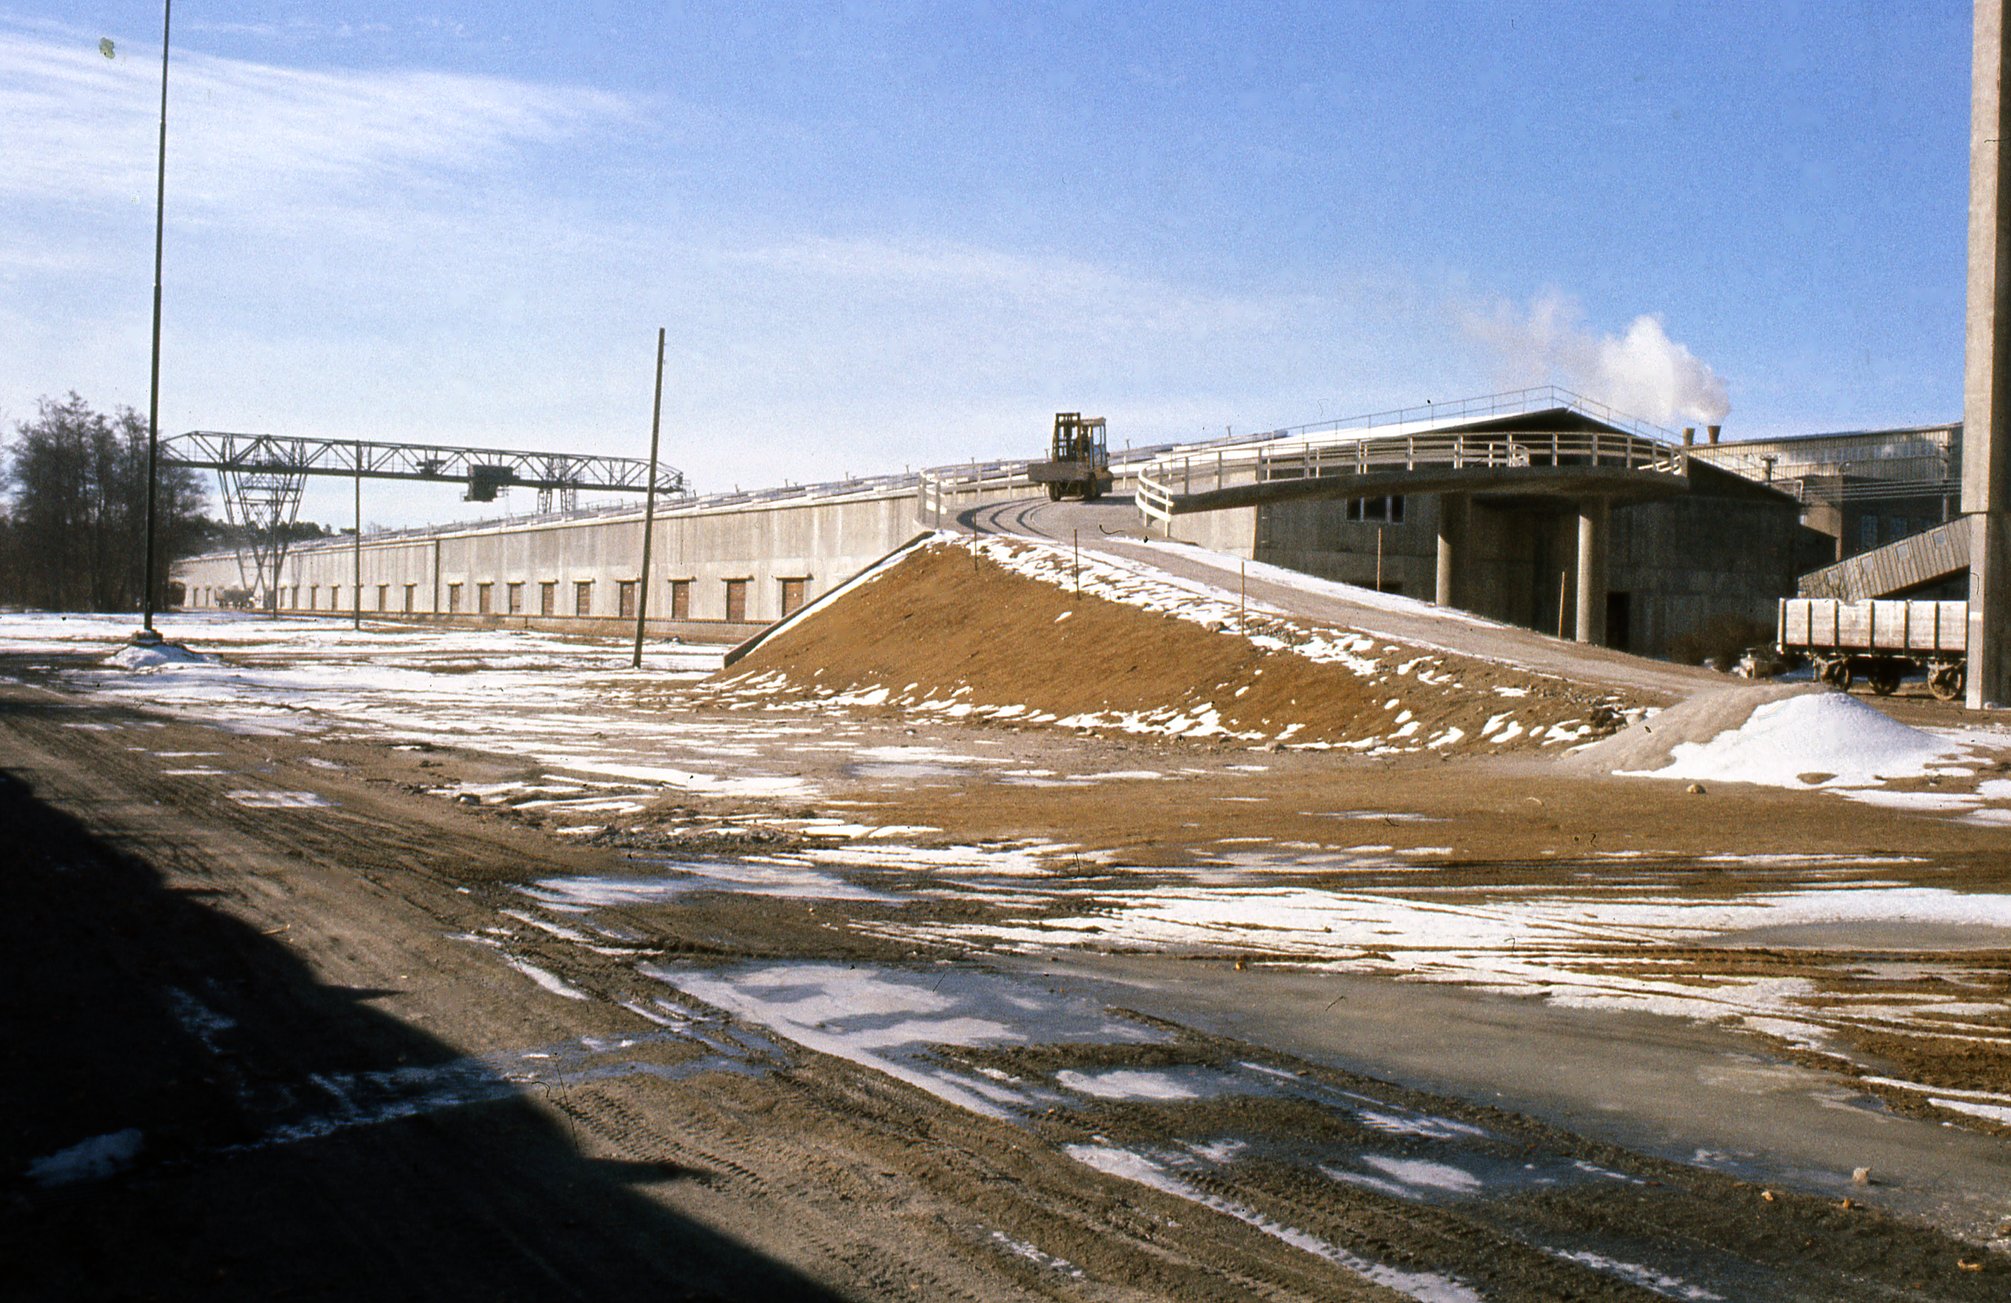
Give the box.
[1606,591,1632,651]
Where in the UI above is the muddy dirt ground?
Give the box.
[3,630,2009,1301]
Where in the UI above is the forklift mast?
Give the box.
[1051,413,1108,465]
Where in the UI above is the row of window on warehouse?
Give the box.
[189,576,810,623]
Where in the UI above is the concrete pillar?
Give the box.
[1968,0,2011,708]
[1574,498,1609,645]
[1434,493,1470,608]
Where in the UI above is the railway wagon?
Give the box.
[1777,597,1966,700]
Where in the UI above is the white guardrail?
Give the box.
[1134,427,1688,525]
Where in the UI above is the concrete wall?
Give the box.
[1251,497,1430,595]
[1207,464,1819,658]
[175,488,923,630]
[1166,504,1260,559]
[1607,465,1833,655]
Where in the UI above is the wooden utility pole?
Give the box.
[632,328,667,669]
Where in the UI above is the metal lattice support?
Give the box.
[166,433,687,611]
[218,464,307,611]
[164,433,685,497]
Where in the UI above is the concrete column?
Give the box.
[1968,0,2011,708]
[1434,493,1470,608]
[1574,497,1609,645]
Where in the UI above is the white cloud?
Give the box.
[0,22,631,224]
[1463,290,1732,426]
[0,19,1484,526]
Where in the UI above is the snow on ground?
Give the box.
[1607,688,2011,818]
[25,1128,144,1187]
[1625,693,1965,789]
[717,535,1626,754]
[105,640,213,669]
[966,533,1441,684]
[1142,540,1500,629]
[842,865,2011,1114]
[627,956,1671,1301]
[0,612,814,801]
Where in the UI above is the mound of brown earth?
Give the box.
[710,536,1642,752]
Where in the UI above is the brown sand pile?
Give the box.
[711,539,1641,752]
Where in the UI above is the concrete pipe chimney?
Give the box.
[1682,427,1695,446]
[1707,424,1722,444]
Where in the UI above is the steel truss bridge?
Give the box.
[164,431,687,610]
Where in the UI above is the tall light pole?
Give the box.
[140,0,172,638]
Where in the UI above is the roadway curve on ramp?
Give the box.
[963,495,1725,702]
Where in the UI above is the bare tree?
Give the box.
[0,394,208,611]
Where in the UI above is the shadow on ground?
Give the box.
[0,768,837,1302]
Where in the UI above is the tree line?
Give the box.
[0,393,210,611]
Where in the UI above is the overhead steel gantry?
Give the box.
[163,431,688,611]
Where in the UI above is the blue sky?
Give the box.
[0,2,1973,527]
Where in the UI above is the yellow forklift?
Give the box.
[1027,412,1114,501]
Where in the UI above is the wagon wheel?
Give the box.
[1869,661,1902,696]
[1047,482,1063,502]
[1929,663,1965,702]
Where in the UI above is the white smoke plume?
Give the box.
[1466,292,1731,426]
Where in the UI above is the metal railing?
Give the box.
[1261,384,1675,444]
[1135,426,1687,523]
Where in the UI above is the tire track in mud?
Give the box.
[7,669,2006,1301]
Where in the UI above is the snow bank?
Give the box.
[105,640,212,670]
[1625,692,1961,789]
[26,1128,143,1186]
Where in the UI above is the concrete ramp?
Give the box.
[1797,518,1969,600]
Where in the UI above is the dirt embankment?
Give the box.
[713,539,1637,752]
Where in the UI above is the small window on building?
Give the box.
[403,584,416,613]
[540,581,557,617]
[780,577,808,616]
[669,579,691,621]
[477,582,493,615]
[1858,517,1879,552]
[574,580,593,617]
[507,581,524,615]
[618,579,637,619]
[331,586,342,610]
[723,578,749,622]
[448,583,463,614]
[1346,496,1405,523]
[377,584,389,611]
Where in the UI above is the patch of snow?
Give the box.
[1545,1249,1725,1301]
[26,1128,143,1187]
[1625,693,1963,790]
[106,641,212,669]
[225,789,332,809]
[1067,1145,1483,1303]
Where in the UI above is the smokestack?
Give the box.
[1707,424,1721,445]
[1682,427,1695,446]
